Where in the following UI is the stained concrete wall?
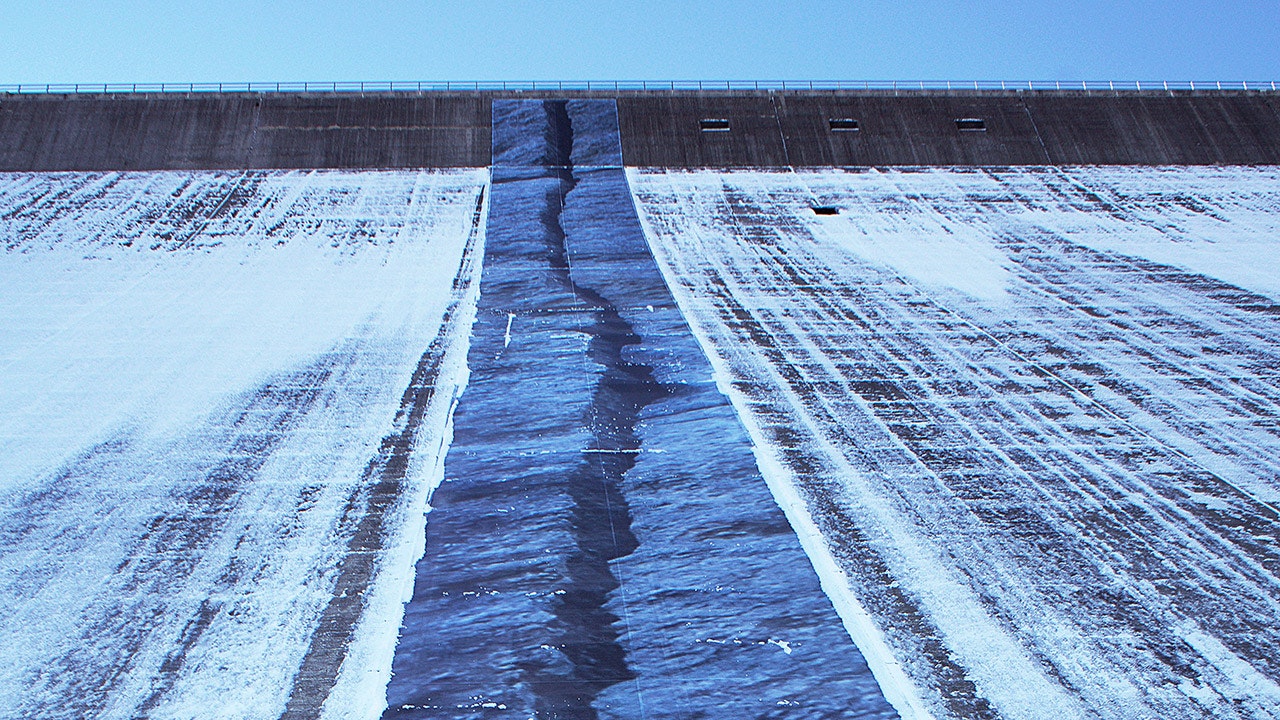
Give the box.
[617,91,1280,166]
[2,89,1278,170]
[0,93,491,170]
[1023,94,1280,165]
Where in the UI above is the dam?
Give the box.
[1,86,1279,720]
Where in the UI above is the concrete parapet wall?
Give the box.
[0,93,491,170]
[618,91,1280,166]
[2,89,1278,169]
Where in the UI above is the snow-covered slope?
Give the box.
[0,169,487,719]
[629,166,1280,720]
[8,159,1280,720]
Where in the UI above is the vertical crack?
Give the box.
[522,100,656,719]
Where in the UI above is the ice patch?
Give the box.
[812,209,1013,302]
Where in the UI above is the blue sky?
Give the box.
[0,1,1275,83]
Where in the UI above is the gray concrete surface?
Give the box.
[618,91,1280,166]
[0,93,491,169]
[2,90,1278,170]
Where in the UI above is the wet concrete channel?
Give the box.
[381,100,896,718]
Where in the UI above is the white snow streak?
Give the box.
[629,166,1280,720]
[0,169,487,719]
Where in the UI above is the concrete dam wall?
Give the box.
[4,91,1280,720]
[2,89,1279,169]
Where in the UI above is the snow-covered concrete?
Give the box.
[8,159,1279,720]
[629,166,1280,720]
[0,169,487,719]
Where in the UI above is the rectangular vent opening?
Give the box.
[812,206,840,215]
[700,118,731,132]
[828,118,859,131]
[955,118,987,132]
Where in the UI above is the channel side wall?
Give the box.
[2,90,1278,169]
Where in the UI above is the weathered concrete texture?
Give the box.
[617,91,1280,166]
[2,89,1279,169]
[0,93,491,169]
[1024,94,1280,165]
[771,94,1051,165]
[617,95,792,166]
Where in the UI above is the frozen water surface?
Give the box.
[630,166,1280,720]
[0,169,487,719]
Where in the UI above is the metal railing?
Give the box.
[0,79,1277,95]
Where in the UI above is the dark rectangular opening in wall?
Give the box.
[700,118,731,132]
[955,118,987,132]
[812,206,840,215]
[828,118,859,131]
